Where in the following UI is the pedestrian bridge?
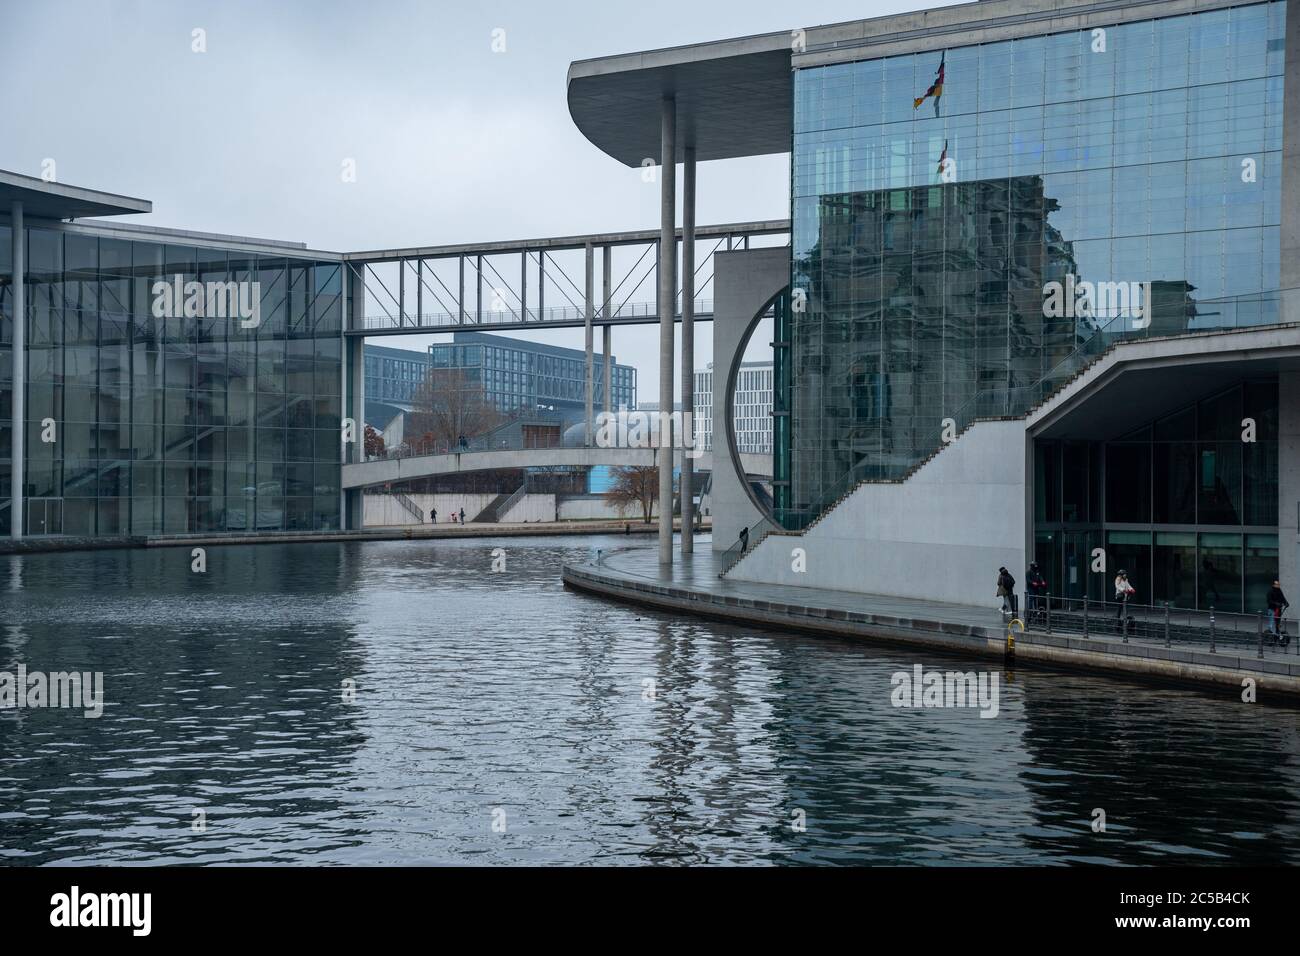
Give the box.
[342,446,771,490]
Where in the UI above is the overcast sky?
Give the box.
[0,0,951,398]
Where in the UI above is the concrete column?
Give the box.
[10,201,23,540]
[1280,370,1300,596]
[603,247,612,413]
[345,333,366,531]
[658,96,676,565]
[603,326,612,413]
[584,242,594,446]
[680,146,696,555]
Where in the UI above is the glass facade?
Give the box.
[791,1,1286,518]
[0,223,343,536]
[1033,379,1280,612]
[365,343,430,405]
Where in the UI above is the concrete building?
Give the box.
[566,0,1300,611]
[694,361,773,454]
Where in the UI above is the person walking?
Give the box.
[459,507,466,525]
[1267,579,1290,641]
[739,526,749,552]
[997,567,1017,617]
[430,508,437,525]
[1114,570,1135,625]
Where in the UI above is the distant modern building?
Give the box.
[363,342,428,430]
[693,361,773,455]
[428,331,636,425]
[364,343,428,407]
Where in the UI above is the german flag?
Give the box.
[913,52,945,117]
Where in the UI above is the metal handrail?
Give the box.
[390,489,424,523]
[493,478,530,523]
[717,515,781,577]
[1021,591,1296,654]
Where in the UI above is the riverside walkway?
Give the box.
[562,544,1300,702]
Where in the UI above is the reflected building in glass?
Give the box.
[786,0,1291,610]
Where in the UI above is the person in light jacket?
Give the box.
[1114,570,1135,623]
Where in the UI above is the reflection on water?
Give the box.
[1,537,1297,865]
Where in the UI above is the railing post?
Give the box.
[1164,602,1171,648]
[1045,593,1052,634]
[1082,594,1089,638]
[1258,609,1265,659]
[1122,597,1129,643]
[1209,607,1216,653]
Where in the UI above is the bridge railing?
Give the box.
[356,298,714,332]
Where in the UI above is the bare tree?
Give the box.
[409,368,506,450]
[606,466,660,523]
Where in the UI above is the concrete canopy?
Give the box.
[567,34,794,167]
[0,169,151,220]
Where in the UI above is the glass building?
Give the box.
[784,0,1288,607]
[428,330,636,423]
[0,220,344,537]
[364,342,429,407]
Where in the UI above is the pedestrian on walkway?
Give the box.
[997,567,1017,617]
[459,507,466,524]
[1027,562,1048,618]
[1267,579,1289,639]
[1114,570,1135,624]
[430,508,437,525]
[739,527,749,552]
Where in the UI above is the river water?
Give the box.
[1,535,1297,865]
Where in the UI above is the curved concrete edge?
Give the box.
[562,562,1300,705]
